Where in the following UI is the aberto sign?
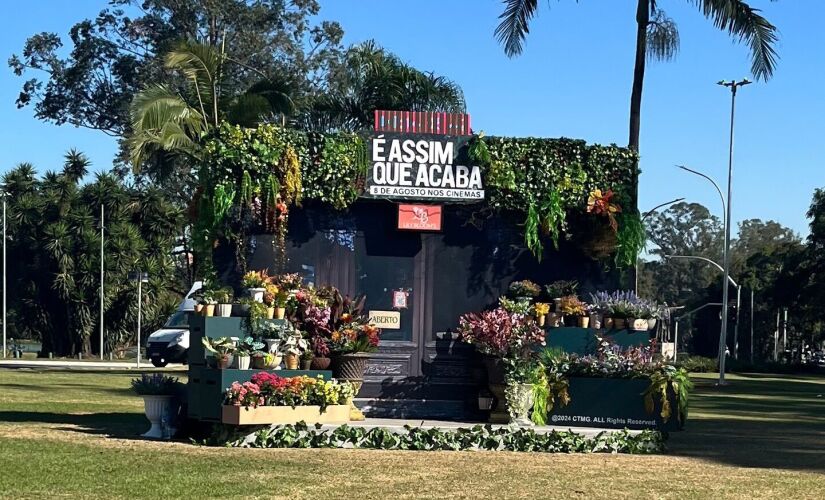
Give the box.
[364,132,484,202]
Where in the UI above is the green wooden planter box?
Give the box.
[545,377,683,432]
[188,367,333,422]
[188,315,291,366]
[544,327,652,355]
[187,315,330,422]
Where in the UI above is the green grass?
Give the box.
[0,369,824,499]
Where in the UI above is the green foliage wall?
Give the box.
[199,123,641,269]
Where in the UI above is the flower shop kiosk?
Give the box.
[189,111,686,432]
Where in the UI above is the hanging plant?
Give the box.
[614,211,646,268]
[240,170,253,205]
[281,146,302,206]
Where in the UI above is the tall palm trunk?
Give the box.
[628,0,650,153]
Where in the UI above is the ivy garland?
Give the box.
[196,123,642,272]
[218,421,665,454]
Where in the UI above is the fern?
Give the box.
[615,211,646,268]
[524,202,543,260]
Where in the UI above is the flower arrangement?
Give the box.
[507,280,541,298]
[224,373,354,412]
[457,307,545,359]
[131,373,182,396]
[274,272,303,291]
[558,295,587,316]
[499,296,531,315]
[242,270,269,289]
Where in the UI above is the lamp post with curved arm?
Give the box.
[664,254,741,384]
[635,198,685,295]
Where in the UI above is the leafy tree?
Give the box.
[494,0,778,151]
[9,0,344,159]
[642,202,723,304]
[2,153,183,357]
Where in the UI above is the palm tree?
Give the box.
[300,41,466,132]
[495,0,778,152]
[129,40,295,170]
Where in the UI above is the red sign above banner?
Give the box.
[397,204,442,231]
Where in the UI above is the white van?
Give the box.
[145,281,202,367]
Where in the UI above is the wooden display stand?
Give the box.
[221,404,350,425]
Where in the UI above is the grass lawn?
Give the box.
[0,370,823,499]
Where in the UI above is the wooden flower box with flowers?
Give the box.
[221,372,354,426]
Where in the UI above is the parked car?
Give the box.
[146,282,201,367]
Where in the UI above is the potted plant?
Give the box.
[457,306,545,423]
[503,358,541,426]
[545,280,578,312]
[263,283,278,319]
[533,302,550,327]
[201,289,217,317]
[279,331,308,370]
[558,295,588,327]
[214,287,233,317]
[610,299,632,330]
[310,336,331,370]
[131,373,183,439]
[300,350,313,370]
[273,289,289,320]
[242,270,269,302]
[507,280,541,304]
[201,336,236,369]
[589,291,613,330]
[234,337,264,370]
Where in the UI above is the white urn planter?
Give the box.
[216,304,232,317]
[141,395,175,439]
[506,383,535,426]
[247,288,266,303]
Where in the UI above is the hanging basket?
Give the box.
[574,216,618,260]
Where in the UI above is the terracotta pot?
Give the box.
[284,353,299,370]
[331,353,370,381]
[614,318,627,330]
[203,304,215,317]
[266,307,275,320]
[578,316,590,328]
[275,307,286,320]
[310,356,331,370]
[301,359,312,370]
[603,316,614,330]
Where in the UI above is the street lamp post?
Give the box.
[129,270,149,368]
[2,190,6,359]
[100,204,104,360]
[664,254,740,383]
[717,78,750,384]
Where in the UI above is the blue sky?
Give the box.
[1,1,821,236]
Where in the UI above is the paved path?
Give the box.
[0,359,186,371]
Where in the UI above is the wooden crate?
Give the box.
[221,404,350,426]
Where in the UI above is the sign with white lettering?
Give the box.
[364,133,484,202]
[368,310,401,330]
